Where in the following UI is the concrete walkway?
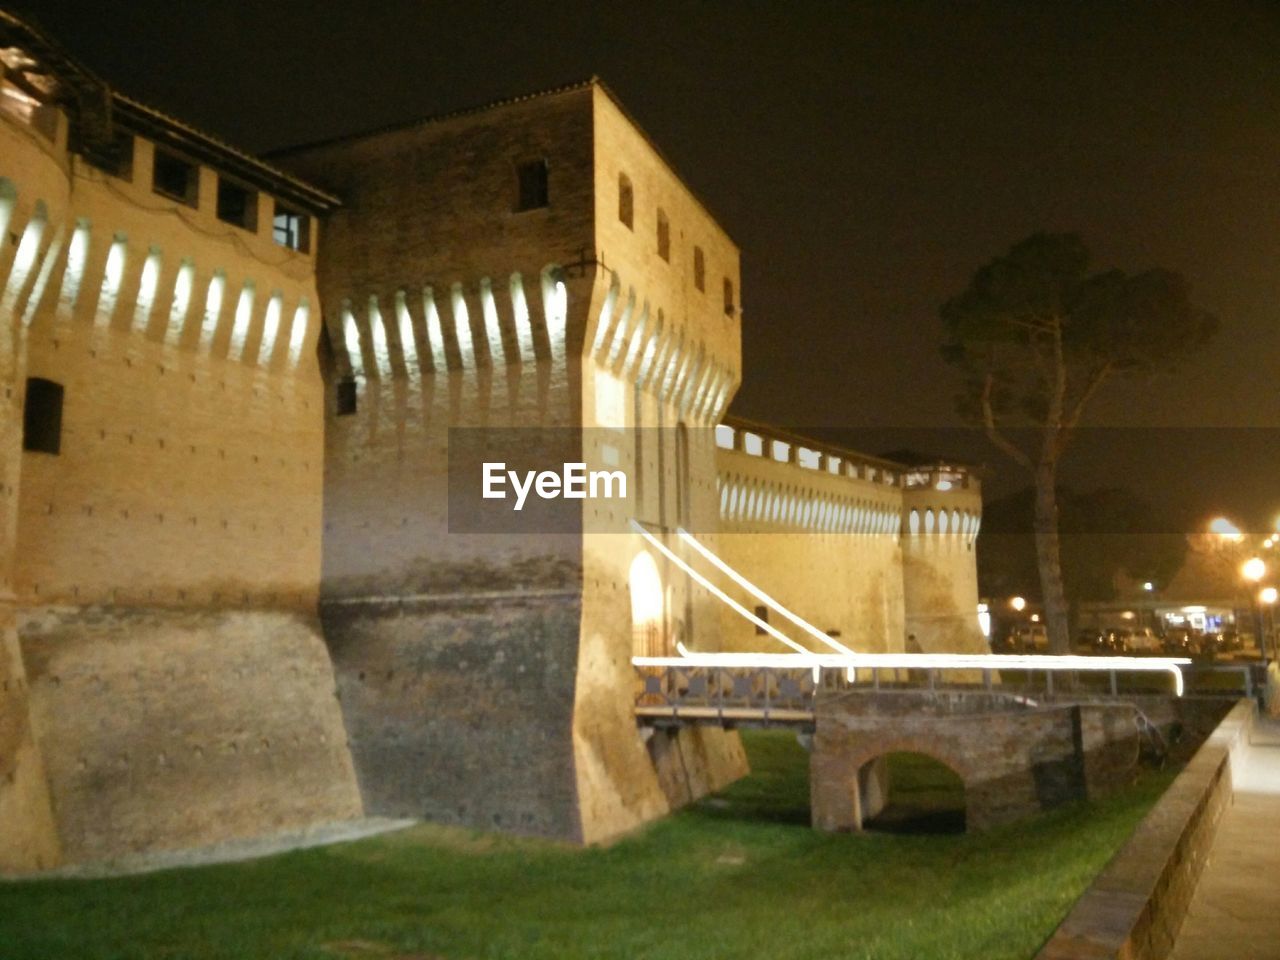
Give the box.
[1171,717,1280,959]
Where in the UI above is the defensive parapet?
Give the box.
[712,418,984,655]
[277,80,745,844]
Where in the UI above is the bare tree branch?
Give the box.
[981,371,1033,470]
[1054,361,1113,457]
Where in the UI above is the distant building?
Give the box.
[0,8,984,872]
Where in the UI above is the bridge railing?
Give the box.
[635,664,820,723]
[633,657,1258,725]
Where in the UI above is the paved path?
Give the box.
[1171,717,1280,959]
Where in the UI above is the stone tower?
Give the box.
[279,80,746,844]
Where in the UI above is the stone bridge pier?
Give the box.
[810,692,1144,832]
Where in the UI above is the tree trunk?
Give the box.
[1033,460,1071,655]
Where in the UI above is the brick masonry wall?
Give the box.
[0,106,71,873]
[1,101,361,866]
[322,593,583,838]
[715,444,909,653]
[901,485,988,655]
[284,91,605,841]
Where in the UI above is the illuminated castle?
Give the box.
[0,9,983,871]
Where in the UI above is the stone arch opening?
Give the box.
[857,751,966,835]
[629,550,666,658]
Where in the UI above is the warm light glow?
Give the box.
[450,282,473,368]
[1143,581,1154,591]
[630,521,813,655]
[635,651,1190,697]
[229,282,255,361]
[1209,516,1244,541]
[1030,613,1041,622]
[96,235,127,324]
[288,300,309,365]
[1261,587,1278,605]
[977,603,991,638]
[166,259,194,342]
[1010,596,1027,612]
[199,271,225,348]
[395,290,418,375]
[509,273,534,362]
[369,295,392,377]
[260,292,282,364]
[1242,557,1266,582]
[623,305,649,374]
[342,302,364,377]
[628,552,664,628]
[423,286,446,373]
[133,248,161,331]
[9,212,43,278]
[61,220,90,310]
[480,277,506,364]
[606,293,633,368]
[548,279,568,342]
[675,527,856,656]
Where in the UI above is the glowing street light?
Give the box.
[1209,516,1244,541]
[1242,557,1267,583]
[1143,581,1154,592]
[1010,596,1027,612]
[1261,586,1278,605]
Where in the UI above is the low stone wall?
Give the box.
[1035,698,1256,960]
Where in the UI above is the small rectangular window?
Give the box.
[273,203,310,253]
[152,149,199,207]
[618,173,633,229]
[216,177,258,231]
[516,159,549,211]
[23,378,63,455]
[753,604,769,636]
[83,129,135,180]
[723,278,736,317]
[693,246,705,292]
[335,378,357,416]
[657,209,670,262]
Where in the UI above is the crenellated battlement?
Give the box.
[713,418,981,540]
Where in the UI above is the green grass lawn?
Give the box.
[0,731,1173,960]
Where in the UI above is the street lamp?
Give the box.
[1210,516,1244,541]
[1260,587,1278,661]
[1010,596,1027,612]
[1242,558,1268,660]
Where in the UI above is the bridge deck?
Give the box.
[634,663,1261,728]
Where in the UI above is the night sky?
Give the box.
[14,1,1280,527]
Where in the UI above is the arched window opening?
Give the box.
[656,208,670,262]
[676,421,691,527]
[723,278,735,317]
[693,246,705,292]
